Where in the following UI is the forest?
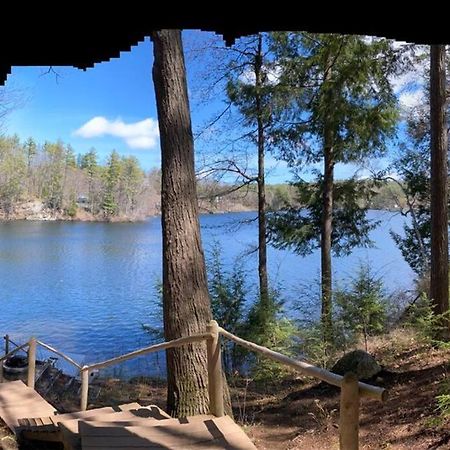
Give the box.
[0,135,405,221]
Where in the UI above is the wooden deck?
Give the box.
[0,380,257,449]
[0,380,56,430]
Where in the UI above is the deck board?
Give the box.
[0,380,56,431]
[79,415,257,449]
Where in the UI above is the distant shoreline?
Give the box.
[0,205,402,224]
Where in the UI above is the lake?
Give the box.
[0,210,414,377]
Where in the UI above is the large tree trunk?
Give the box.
[430,44,449,334]
[255,34,269,306]
[321,140,334,341]
[151,29,212,417]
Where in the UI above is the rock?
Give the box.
[331,350,381,380]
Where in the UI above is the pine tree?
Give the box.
[102,150,121,217]
[119,156,144,215]
[80,148,99,214]
[268,33,400,341]
[225,33,280,331]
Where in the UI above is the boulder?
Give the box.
[331,350,381,380]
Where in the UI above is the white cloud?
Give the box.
[388,43,429,115]
[74,116,159,150]
[399,90,424,109]
[238,65,281,86]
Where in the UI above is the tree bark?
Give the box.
[255,34,270,307]
[321,58,334,342]
[430,44,449,333]
[151,29,213,417]
[321,139,334,341]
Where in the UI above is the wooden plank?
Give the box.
[40,416,54,426]
[79,416,257,449]
[0,404,56,431]
[0,381,52,405]
[58,408,173,450]
[59,408,171,434]
[77,412,215,435]
[117,402,141,411]
[0,380,56,431]
[117,402,171,418]
[81,428,256,449]
[50,406,116,424]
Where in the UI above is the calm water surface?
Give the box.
[0,211,413,377]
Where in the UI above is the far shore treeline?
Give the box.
[0,135,405,221]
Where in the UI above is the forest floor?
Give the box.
[1,328,450,449]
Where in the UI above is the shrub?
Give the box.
[334,262,387,351]
[405,294,450,346]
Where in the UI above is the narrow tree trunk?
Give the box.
[255,34,269,307]
[151,30,213,417]
[321,141,334,341]
[430,44,449,335]
[321,55,335,343]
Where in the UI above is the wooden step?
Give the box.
[116,402,170,418]
[116,402,142,411]
[59,406,170,450]
[0,380,56,432]
[18,406,117,432]
[17,404,166,447]
[79,415,257,449]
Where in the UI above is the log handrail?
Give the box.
[0,342,29,363]
[36,340,82,370]
[78,331,214,410]
[82,332,213,372]
[218,326,387,402]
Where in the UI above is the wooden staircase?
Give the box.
[0,380,257,449]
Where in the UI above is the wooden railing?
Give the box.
[1,322,386,450]
[78,331,213,411]
[217,324,386,450]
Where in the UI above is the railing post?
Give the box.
[339,372,360,450]
[206,320,224,417]
[80,367,89,411]
[27,337,37,389]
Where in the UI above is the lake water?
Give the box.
[0,211,414,377]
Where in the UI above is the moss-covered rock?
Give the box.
[331,350,381,380]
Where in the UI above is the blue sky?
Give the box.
[2,32,424,183]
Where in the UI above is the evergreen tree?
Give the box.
[24,137,37,197]
[42,140,66,210]
[65,144,77,168]
[268,33,400,341]
[120,156,144,215]
[80,148,99,213]
[225,33,280,332]
[207,242,247,372]
[102,150,121,217]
